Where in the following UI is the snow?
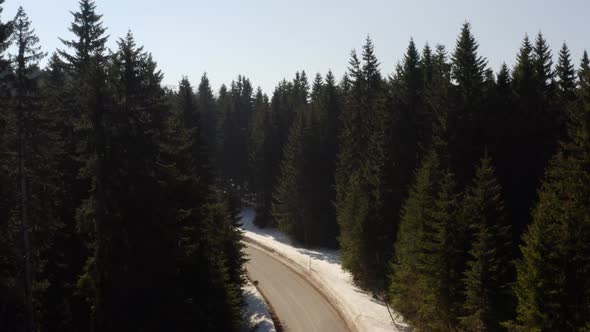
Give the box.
[240,208,412,332]
[243,280,276,332]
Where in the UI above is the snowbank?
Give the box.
[240,208,411,332]
[243,280,276,332]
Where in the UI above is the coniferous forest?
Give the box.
[1,1,589,331]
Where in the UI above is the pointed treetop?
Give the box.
[11,6,45,74]
[496,63,511,88]
[403,38,420,71]
[311,72,323,103]
[197,72,213,95]
[0,0,12,71]
[422,43,433,84]
[451,22,487,93]
[362,35,381,87]
[556,42,576,100]
[347,49,363,90]
[533,32,554,87]
[513,35,536,85]
[254,86,264,99]
[59,0,108,69]
[579,51,590,96]
[325,70,336,87]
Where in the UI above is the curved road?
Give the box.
[244,245,350,332]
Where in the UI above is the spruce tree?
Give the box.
[389,150,441,329]
[450,22,488,184]
[249,87,273,226]
[0,0,10,74]
[556,42,576,103]
[506,34,555,238]
[533,32,554,97]
[509,47,590,332]
[460,154,512,332]
[336,37,390,288]
[59,1,111,329]
[196,72,218,153]
[272,110,308,242]
[9,7,48,331]
[579,51,589,91]
[312,71,342,246]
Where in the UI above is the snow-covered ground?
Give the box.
[240,208,411,332]
[242,280,276,332]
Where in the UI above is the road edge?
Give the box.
[245,275,284,332]
[243,237,360,332]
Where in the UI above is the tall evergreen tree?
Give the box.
[509,47,590,332]
[533,32,554,97]
[196,72,217,154]
[389,150,442,330]
[272,111,308,242]
[459,154,512,332]
[58,1,111,330]
[249,88,273,226]
[336,37,390,288]
[450,22,488,183]
[0,0,10,75]
[556,42,576,103]
[6,7,49,331]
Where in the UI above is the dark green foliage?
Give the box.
[509,52,590,332]
[58,0,108,71]
[449,22,489,184]
[389,150,442,330]
[217,75,254,190]
[459,154,512,332]
[1,2,247,331]
[0,0,11,74]
[197,73,218,153]
[451,23,487,104]
[336,37,390,288]
[272,111,308,241]
[249,88,274,227]
[0,8,588,332]
[264,69,342,247]
[533,33,554,96]
[556,42,576,103]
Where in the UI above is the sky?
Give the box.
[2,0,589,95]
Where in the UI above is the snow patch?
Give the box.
[243,280,276,332]
[240,207,411,332]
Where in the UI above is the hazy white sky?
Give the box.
[2,0,589,94]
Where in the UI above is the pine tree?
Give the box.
[451,22,487,102]
[389,150,441,329]
[249,88,273,226]
[556,42,576,103]
[7,7,49,331]
[533,32,554,97]
[459,154,512,332]
[388,38,425,212]
[272,111,308,242]
[429,170,464,329]
[196,72,218,154]
[310,71,341,246]
[336,37,390,288]
[0,0,11,75]
[509,48,590,332]
[506,34,555,237]
[579,51,589,92]
[450,22,488,184]
[58,1,111,330]
[217,75,253,190]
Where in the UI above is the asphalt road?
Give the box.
[244,245,350,332]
